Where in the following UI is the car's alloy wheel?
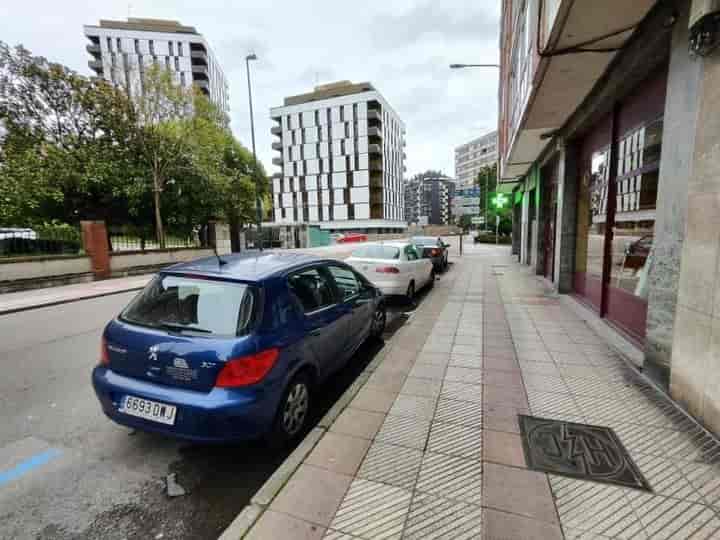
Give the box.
[371,305,386,337]
[428,269,435,288]
[281,379,309,437]
[406,281,415,301]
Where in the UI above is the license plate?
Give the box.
[120,395,177,425]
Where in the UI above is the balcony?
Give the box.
[369,160,383,172]
[86,43,100,55]
[368,127,382,138]
[272,157,283,166]
[499,0,657,182]
[271,172,282,180]
[368,144,381,155]
[191,50,208,60]
[192,65,208,77]
[272,141,282,151]
[271,125,282,136]
[367,110,381,121]
[88,59,103,74]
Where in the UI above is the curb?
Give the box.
[0,286,146,316]
[217,342,393,540]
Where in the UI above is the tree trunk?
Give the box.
[152,172,165,249]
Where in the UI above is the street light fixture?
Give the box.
[245,53,262,251]
[449,61,501,236]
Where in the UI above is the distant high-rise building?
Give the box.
[454,131,498,189]
[270,81,406,233]
[83,18,228,114]
[404,173,455,226]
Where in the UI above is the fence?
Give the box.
[108,233,203,252]
[0,226,82,258]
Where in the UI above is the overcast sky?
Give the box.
[1,0,500,178]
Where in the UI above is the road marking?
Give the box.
[0,448,62,487]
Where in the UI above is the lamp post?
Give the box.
[245,53,262,251]
[449,63,501,69]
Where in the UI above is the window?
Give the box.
[405,245,419,261]
[288,268,336,313]
[327,265,360,300]
[352,245,400,259]
[134,39,140,54]
[116,38,122,51]
[121,275,259,336]
[180,72,186,86]
[174,57,180,70]
[149,39,155,55]
[178,42,183,56]
[106,37,112,51]
[169,41,174,56]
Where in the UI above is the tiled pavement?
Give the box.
[244,243,720,540]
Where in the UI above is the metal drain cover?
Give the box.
[518,415,652,491]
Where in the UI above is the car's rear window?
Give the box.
[412,237,438,246]
[121,275,258,336]
[351,245,401,259]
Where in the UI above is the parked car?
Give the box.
[411,236,450,271]
[337,233,368,244]
[92,252,386,445]
[346,241,435,300]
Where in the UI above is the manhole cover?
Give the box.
[518,415,652,492]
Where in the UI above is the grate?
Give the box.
[518,415,652,492]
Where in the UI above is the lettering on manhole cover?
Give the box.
[518,415,652,491]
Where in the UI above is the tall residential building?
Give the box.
[454,131,498,189]
[83,18,229,113]
[270,81,406,233]
[404,173,455,226]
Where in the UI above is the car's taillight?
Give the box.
[430,248,440,257]
[100,337,110,366]
[375,266,400,274]
[215,348,280,387]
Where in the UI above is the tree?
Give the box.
[474,164,497,221]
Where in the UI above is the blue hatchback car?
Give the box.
[92,252,386,444]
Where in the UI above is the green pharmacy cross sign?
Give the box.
[492,193,509,209]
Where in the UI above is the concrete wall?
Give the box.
[110,248,214,273]
[554,142,579,293]
[669,45,720,435]
[0,256,92,283]
[644,1,700,386]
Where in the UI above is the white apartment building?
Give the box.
[454,131,498,189]
[270,81,406,232]
[84,18,229,114]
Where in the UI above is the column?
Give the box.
[553,141,579,294]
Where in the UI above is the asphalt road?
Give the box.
[0,278,431,540]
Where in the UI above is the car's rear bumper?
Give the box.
[92,366,282,442]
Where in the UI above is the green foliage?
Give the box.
[0,41,262,244]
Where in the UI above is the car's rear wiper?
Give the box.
[158,322,212,334]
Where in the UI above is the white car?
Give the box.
[346,242,435,300]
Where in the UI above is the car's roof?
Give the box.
[411,236,440,242]
[163,251,340,281]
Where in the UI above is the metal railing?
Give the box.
[0,226,82,258]
[108,234,202,252]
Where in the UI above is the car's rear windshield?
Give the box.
[352,245,401,259]
[120,275,259,336]
[411,237,438,245]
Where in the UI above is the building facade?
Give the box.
[454,131,498,189]
[499,0,720,436]
[269,81,406,233]
[84,18,229,113]
[404,174,455,226]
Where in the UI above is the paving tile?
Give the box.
[330,407,385,440]
[427,422,483,459]
[415,451,483,504]
[519,361,562,376]
[483,462,558,524]
[444,366,483,384]
[423,341,453,354]
[408,362,446,380]
[483,383,529,409]
[375,413,431,450]
[271,464,352,527]
[441,380,483,403]
[434,397,483,428]
[402,491,483,539]
[246,510,325,540]
[400,376,443,399]
[415,352,450,366]
[328,478,412,539]
[483,403,528,434]
[357,441,423,490]
[452,344,482,356]
[449,354,484,368]
[365,370,406,393]
[388,394,437,421]
[483,508,564,540]
[526,390,581,416]
[483,429,527,467]
[453,334,484,347]
[484,368,525,390]
[306,432,371,476]
[350,387,398,413]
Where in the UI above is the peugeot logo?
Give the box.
[148,345,159,362]
[173,358,189,369]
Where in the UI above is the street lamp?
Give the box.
[245,53,263,251]
[449,63,500,69]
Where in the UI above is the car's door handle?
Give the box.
[309,328,322,336]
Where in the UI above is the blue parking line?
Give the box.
[0,448,62,487]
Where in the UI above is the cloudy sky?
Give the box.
[1,0,500,177]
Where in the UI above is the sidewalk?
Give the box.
[236,243,720,540]
[0,275,151,315]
